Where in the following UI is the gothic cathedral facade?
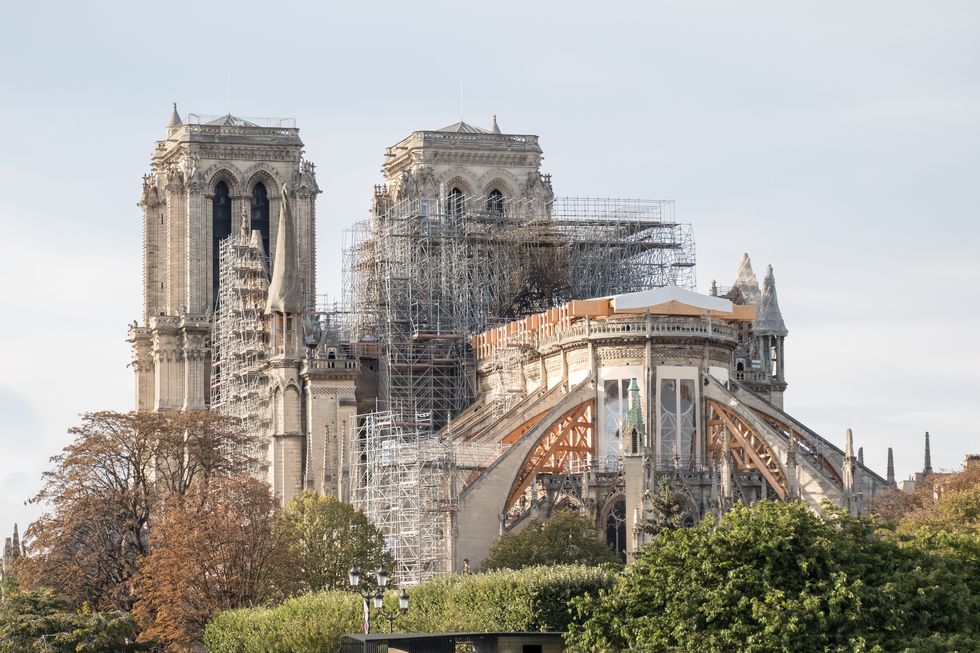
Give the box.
[128,108,356,505]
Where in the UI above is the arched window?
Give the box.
[212,181,232,306]
[605,500,627,559]
[487,189,504,215]
[448,187,464,218]
[251,182,271,258]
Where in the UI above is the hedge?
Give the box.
[204,565,617,653]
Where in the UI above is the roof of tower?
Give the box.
[265,186,304,315]
[611,285,736,315]
[438,121,492,134]
[167,103,182,129]
[755,264,788,336]
[206,113,260,127]
[732,253,762,305]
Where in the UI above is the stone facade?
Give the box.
[129,108,355,506]
[130,109,318,413]
[374,117,554,218]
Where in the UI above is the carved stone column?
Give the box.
[128,325,155,412]
[180,315,211,410]
[150,316,181,411]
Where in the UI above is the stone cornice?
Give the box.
[310,386,357,395]
[149,316,180,331]
[267,359,303,370]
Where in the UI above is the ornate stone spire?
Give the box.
[623,378,646,455]
[166,102,182,133]
[490,115,501,134]
[732,253,761,305]
[755,265,788,336]
[887,447,896,486]
[265,186,304,315]
[857,446,864,465]
[11,524,18,555]
[923,431,933,474]
[720,426,732,501]
[786,433,799,500]
[842,428,856,500]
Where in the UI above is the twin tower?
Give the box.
[128,108,546,504]
[128,108,337,502]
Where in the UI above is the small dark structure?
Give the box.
[339,632,565,653]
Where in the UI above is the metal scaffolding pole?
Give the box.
[210,229,271,472]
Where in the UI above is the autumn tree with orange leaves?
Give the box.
[19,410,254,612]
[133,475,298,651]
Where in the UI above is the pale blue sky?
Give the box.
[1,1,978,534]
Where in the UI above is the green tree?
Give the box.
[643,478,692,536]
[0,589,148,652]
[567,500,979,652]
[482,510,620,571]
[278,492,393,592]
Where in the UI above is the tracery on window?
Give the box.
[487,189,504,215]
[448,187,464,217]
[658,373,699,468]
[212,181,232,306]
[605,499,627,558]
[251,182,271,259]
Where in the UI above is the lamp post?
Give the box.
[348,565,409,634]
[374,587,410,633]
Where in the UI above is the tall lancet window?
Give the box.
[251,183,271,259]
[448,187,464,218]
[212,181,232,307]
[487,189,504,215]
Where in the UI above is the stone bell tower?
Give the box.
[373,116,554,218]
[129,105,319,412]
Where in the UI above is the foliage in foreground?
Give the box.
[566,500,980,653]
[204,565,616,653]
[133,489,394,651]
[0,589,148,652]
[133,476,295,651]
[482,510,621,570]
[20,410,253,613]
[278,492,394,593]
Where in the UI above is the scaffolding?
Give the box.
[210,228,271,467]
[350,412,457,585]
[345,194,695,423]
[345,191,696,581]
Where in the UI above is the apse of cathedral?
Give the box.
[130,108,890,581]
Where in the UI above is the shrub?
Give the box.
[204,565,615,653]
[482,511,622,570]
[205,592,361,653]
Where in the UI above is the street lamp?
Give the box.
[375,588,410,633]
[348,566,409,633]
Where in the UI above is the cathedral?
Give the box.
[129,108,891,581]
